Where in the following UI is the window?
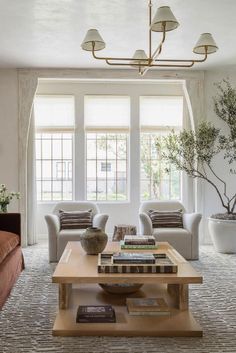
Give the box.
[140,96,183,200]
[85,96,130,201]
[34,96,75,201]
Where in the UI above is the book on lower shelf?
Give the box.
[76,305,116,323]
[126,297,171,316]
[97,252,178,274]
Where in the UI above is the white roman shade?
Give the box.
[140,96,183,131]
[34,95,75,131]
[84,96,130,131]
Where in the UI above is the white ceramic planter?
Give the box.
[208,218,236,253]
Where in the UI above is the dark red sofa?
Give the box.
[0,213,24,309]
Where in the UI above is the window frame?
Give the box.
[140,95,183,201]
[35,95,75,203]
[85,131,130,203]
[140,130,182,201]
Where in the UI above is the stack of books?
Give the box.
[120,235,158,249]
[97,252,178,274]
[126,297,171,316]
[76,305,116,323]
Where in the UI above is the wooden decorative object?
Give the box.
[112,224,137,241]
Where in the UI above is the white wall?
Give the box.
[0,70,19,212]
[203,66,236,243]
[36,80,187,237]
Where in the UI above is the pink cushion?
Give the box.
[0,231,20,264]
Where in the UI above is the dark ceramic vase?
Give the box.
[81,227,108,255]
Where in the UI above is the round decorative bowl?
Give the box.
[99,283,143,294]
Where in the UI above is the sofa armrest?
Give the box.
[183,213,202,260]
[93,214,109,231]
[45,214,60,262]
[139,212,153,235]
[0,213,21,239]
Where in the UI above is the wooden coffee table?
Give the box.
[52,241,203,337]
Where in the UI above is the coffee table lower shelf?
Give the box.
[53,283,202,337]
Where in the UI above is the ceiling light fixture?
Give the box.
[81,0,218,76]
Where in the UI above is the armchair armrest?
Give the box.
[45,214,60,262]
[139,212,153,235]
[93,214,109,231]
[183,213,202,234]
[183,213,202,260]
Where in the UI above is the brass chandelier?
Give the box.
[81,0,218,76]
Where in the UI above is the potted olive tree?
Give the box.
[157,80,236,253]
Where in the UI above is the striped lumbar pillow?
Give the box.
[148,209,183,228]
[59,209,93,230]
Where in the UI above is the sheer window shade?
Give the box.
[140,96,183,131]
[84,96,130,131]
[34,96,75,130]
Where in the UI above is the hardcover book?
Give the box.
[124,235,156,245]
[126,297,171,316]
[120,240,158,250]
[97,253,178,274]
[113,252,156,264]
[76,305,116,323]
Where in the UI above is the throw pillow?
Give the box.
[59,209,93,230]
[148,209,183,228]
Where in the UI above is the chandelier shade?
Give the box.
[81,29,106,51]
[130,50,149,67]
[151,6,179,32]
[193,33,218,54]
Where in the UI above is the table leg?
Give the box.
[59,283,72,309]
[167,284,189,310]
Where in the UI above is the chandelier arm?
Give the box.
[151,62,195,68]
[106,54,207,69]
[105,60,143,66]
[140,24,167,76]
[139,61,195,77]
[91,43,147,62]
[154,52,208,63]
[91,40,207,66]
[105,59,195,68]
[151,23,166,60]
[142,40,207,76]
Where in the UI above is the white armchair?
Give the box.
[45,201,108,262]
[139,201,202,260]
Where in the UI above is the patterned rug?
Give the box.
[0,243,236,353]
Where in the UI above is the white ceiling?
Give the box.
[0,0,235,69]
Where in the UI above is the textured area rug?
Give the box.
[0,243,236,353]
